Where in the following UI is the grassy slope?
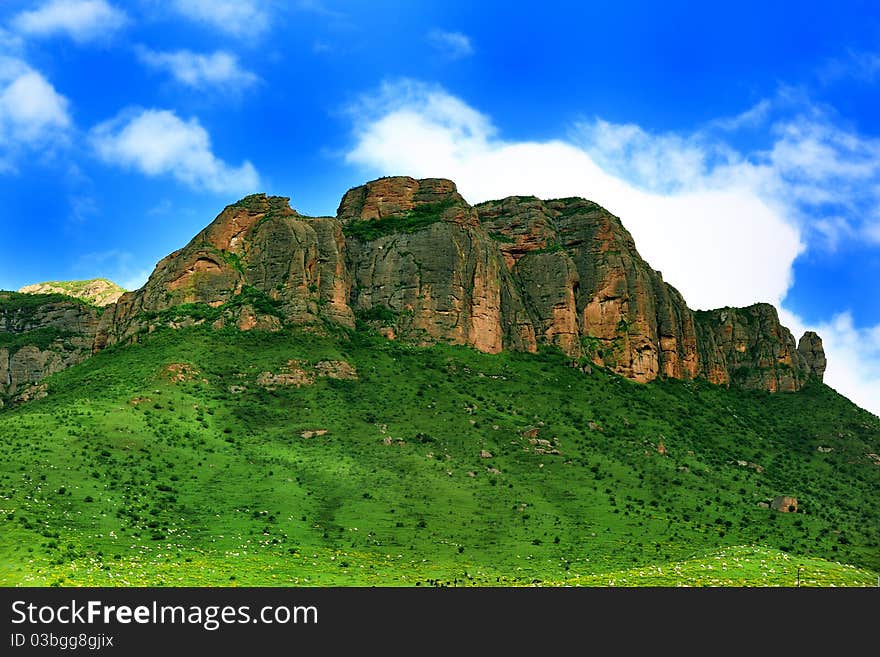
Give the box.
[0,324,877,586]
[17,279,124,306]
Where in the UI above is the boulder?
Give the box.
[771,496,798,513]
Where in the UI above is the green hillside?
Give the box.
[18,279,125,307]
[0,322,877,586]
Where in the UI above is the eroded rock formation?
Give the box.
[1,176,826,401]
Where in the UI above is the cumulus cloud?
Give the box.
[11,0,127,43]
[90,108,259,194]
[576,106,880,250]
[136,47,258,90]
[781,309,880,418]
[171,0,269,36]
[345,79,880,415]
[0,57,71,169]
[346,80,802,310]
[427,30,474,59]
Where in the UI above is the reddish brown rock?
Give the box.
[96,194,355,348]
[694,304,816,391]
[341,177,532,354]
[476,195,699,380]
[4,176,826,398]
[771,496,798,513]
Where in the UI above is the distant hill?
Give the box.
[19,278,125,307]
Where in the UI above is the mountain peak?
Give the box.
[337,176,466,224]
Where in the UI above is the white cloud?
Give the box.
[172,0,269,36]
[0,27,24,52]
[345,79,880,415]
[820,49,880,84]
[427,30,474,59]
[90,108,259,194]
[12,0,127,43]
[781,309,880,418]
[709,99,772,131]
[296,0,346,20]
[69,195,98,223]
[577,118,717,192]
[136,47,258,90]
[346,80,801,310]
[0,68,71,137]
[120,269,150,291]
[0,57,71,168]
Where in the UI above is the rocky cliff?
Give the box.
[477,195,701,382]
[0,292,101,404]
[1,176,826,399]
[95,193,354,349]
[694,304,814,392]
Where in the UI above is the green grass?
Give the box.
[12,280,123,308]
[141,286,282,325]
[343,200,456,241]
[0,291,94,312]
[0,326,77,351]
[0,325,877,587]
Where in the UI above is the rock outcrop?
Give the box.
[1,176,827,399]
[797,331,827,380]
[478,195,700,382]
[95,193,355,349]
[693,304,813,392]
[770,496,798,513]
[340,177,533,353]
[0,292,101,402]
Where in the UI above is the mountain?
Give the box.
[4,176,822,404]
[19,278,125,307]
[2,176,875,587]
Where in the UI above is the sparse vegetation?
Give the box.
[0,323,877,586]
[343,200,456,241]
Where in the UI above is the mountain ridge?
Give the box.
[2,176,825,405]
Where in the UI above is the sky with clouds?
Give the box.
[0,0,877,415]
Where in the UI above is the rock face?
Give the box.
[19,279,125,307]
[95,194,355,349]
[797,331,827,380]
[340,177,533,354]
[479,195,701,382]
[694,304,814,392]
[1,176,827,399]
[771,495,798,513]
[0,292,101,402]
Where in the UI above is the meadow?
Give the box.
[1,323,877,586]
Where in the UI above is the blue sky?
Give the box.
[0,0,878,414]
